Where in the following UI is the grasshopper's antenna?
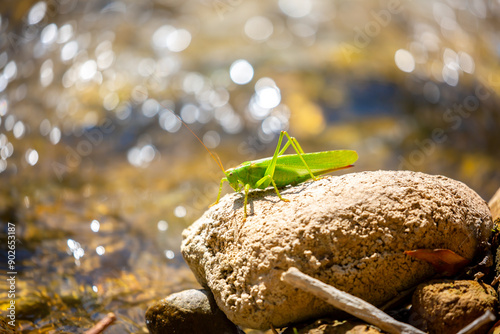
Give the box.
[213,152,224,171]
[134,89,226,173]
[162,103,226,173]
[174,111,226,173]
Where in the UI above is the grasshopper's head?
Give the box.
[225,167,241,192]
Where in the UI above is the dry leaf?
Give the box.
[404,249,470,276]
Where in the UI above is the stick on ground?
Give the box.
[84,312,116,334]
[281,267,425,334]
[456,310,495,334]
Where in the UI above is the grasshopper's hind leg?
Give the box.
[281,131,317,181]
[270,179,289,202]
[255,174,290,203]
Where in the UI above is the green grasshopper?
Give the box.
[211,130,358,219]
[164,108,357,219]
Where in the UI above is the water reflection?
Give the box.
[0,0,499,332]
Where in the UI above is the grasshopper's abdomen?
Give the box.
[272,168,304,187]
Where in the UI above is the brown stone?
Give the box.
[145,289,242,334]
[410,279,498,334]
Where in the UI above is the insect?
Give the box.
[211,130,358,219]
[164,107,357,220]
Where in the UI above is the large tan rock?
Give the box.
[181,171,492,330]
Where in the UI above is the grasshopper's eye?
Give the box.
[229,172,233,176]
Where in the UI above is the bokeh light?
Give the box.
[90,220,100,232]
[127,144,156,168]
[165,250,175,259]
[394,49,415,73]
[79,60,97,81]
[203,130,221,149]
[96,246,105,256]
[157,220,169,231]
[26,149,39,166]
[255,78,281,109]
[279,0,312,18]
[167,29,192,52]
[245,16,274,41]
[61,41,78,61]
[28,1,47,25]
[229,59,254,85]
[174,205,187,218]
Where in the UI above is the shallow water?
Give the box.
[0,0,499,332]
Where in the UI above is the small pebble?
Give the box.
[145,289,243,334]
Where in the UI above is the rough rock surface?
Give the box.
[145,289,243,334]
[182,171,492,329]
[410,279,498,334]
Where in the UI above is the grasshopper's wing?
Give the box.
[269,150,358,187]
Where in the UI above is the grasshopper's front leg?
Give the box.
[242,183,250,220]
[210,177,228,207]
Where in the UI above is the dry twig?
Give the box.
[84,312,116,334]
[456,310,496,334]
[281,267,425,334]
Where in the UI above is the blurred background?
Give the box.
[0,0,499,332]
